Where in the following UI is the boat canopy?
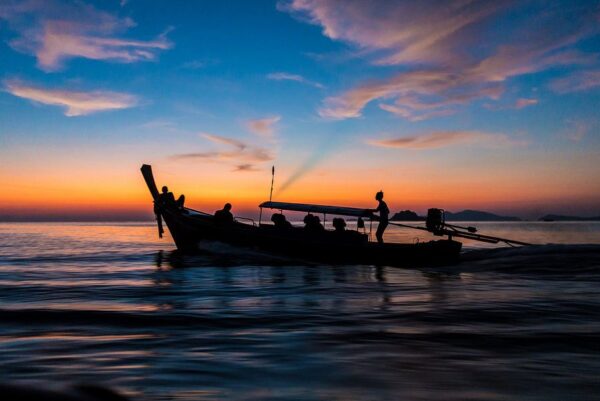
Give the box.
[259,201,373,218]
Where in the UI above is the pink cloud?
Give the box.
[549,70,600,93]
[172,132,276,172]
[368,130,527,150]
[1,0,172,71]
[267,72,324,88]
[281,0,505,67]
[562,120,594,142]
[515,98,538,109]
[245,116,281,137]
[4,80,137,116]
[280,0,600,121]
[200,132,247,151]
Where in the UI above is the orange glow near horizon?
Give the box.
[2,153,600,220]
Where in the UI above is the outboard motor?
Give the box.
[426,208,445,234]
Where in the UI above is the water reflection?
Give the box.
[1,223,600,401]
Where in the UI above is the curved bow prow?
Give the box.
[141,164,160,201]
[141,164,164,238]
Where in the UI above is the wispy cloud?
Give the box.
[280,0,505,67]
[280,0,599,121]
[245,116,281,137]
[368,130,526,150]
[4,80,137,116]
[200,132,247,151]
[515,98,538,109]
[172,132,275,172]
[181,60,206,69]
[562,120,594,142]
[267,72,324,88]
[234,164,261,172]
[172,149,273,163]
[549,70,600,94]
[0,0,172,71]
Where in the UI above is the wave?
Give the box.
[460,244,600,274]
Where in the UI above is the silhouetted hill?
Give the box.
[445,210,521,221]
[390,210,423,221]
[539,214,600,221]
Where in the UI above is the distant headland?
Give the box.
[391,209,600,222]
[538,214,600,222]
[391,209,521,222]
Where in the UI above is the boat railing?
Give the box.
[184,207,212,216]
[235,216,256,226]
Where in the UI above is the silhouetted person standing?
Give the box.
[371,190,389,244]
[215,203,234,224]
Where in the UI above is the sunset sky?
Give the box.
[1,0,599,220]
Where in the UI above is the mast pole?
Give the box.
[269,166,275,202]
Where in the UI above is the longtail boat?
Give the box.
[141,164,529,266]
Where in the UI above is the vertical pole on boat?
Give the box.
[269,166,275,202]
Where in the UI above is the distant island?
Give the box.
[445,210,521,221]
[391,209,521,221]
[390,210,423,221]
[538,214,600,222]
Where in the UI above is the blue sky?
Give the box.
[1,0,599,219]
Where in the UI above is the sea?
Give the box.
[1,221,600,401]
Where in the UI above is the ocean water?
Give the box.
[1,221,600,400]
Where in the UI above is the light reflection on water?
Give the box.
[0,222,599,400]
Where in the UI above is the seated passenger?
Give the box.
[271,213,292,229]
[303,213,324,231]
[214,203,234,224]
[158,186,185,209]
[332,217,346,232]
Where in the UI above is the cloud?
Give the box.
[200,132,247,151]
[317,69,506,120]
[4,80,137,116]
[515,98,538,109]
[245,116,281,137]
[562,120,594,142]
[0,0,172,71]
[549,70,600,94]
[267,72,324,88]
[281,0,506,67]
[234,164,261,172]
[172,148,273,163]
[280,0,600,121]
[171,132,275,172]
[367,130,526,150]
[181,60,206,69]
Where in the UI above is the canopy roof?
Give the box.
[259,201,373,218]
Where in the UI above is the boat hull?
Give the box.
[160,208,462,267]
[141,164,462,267]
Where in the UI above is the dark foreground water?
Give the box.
[1,222,600,400]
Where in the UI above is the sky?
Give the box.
[1,0,599,221]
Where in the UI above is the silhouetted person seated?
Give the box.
[332,217,346,232]
[154,186,185,238]
[303,213,324,231]
[158,186,185,209]
[271,213,292,229]
[214,203,234,225]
